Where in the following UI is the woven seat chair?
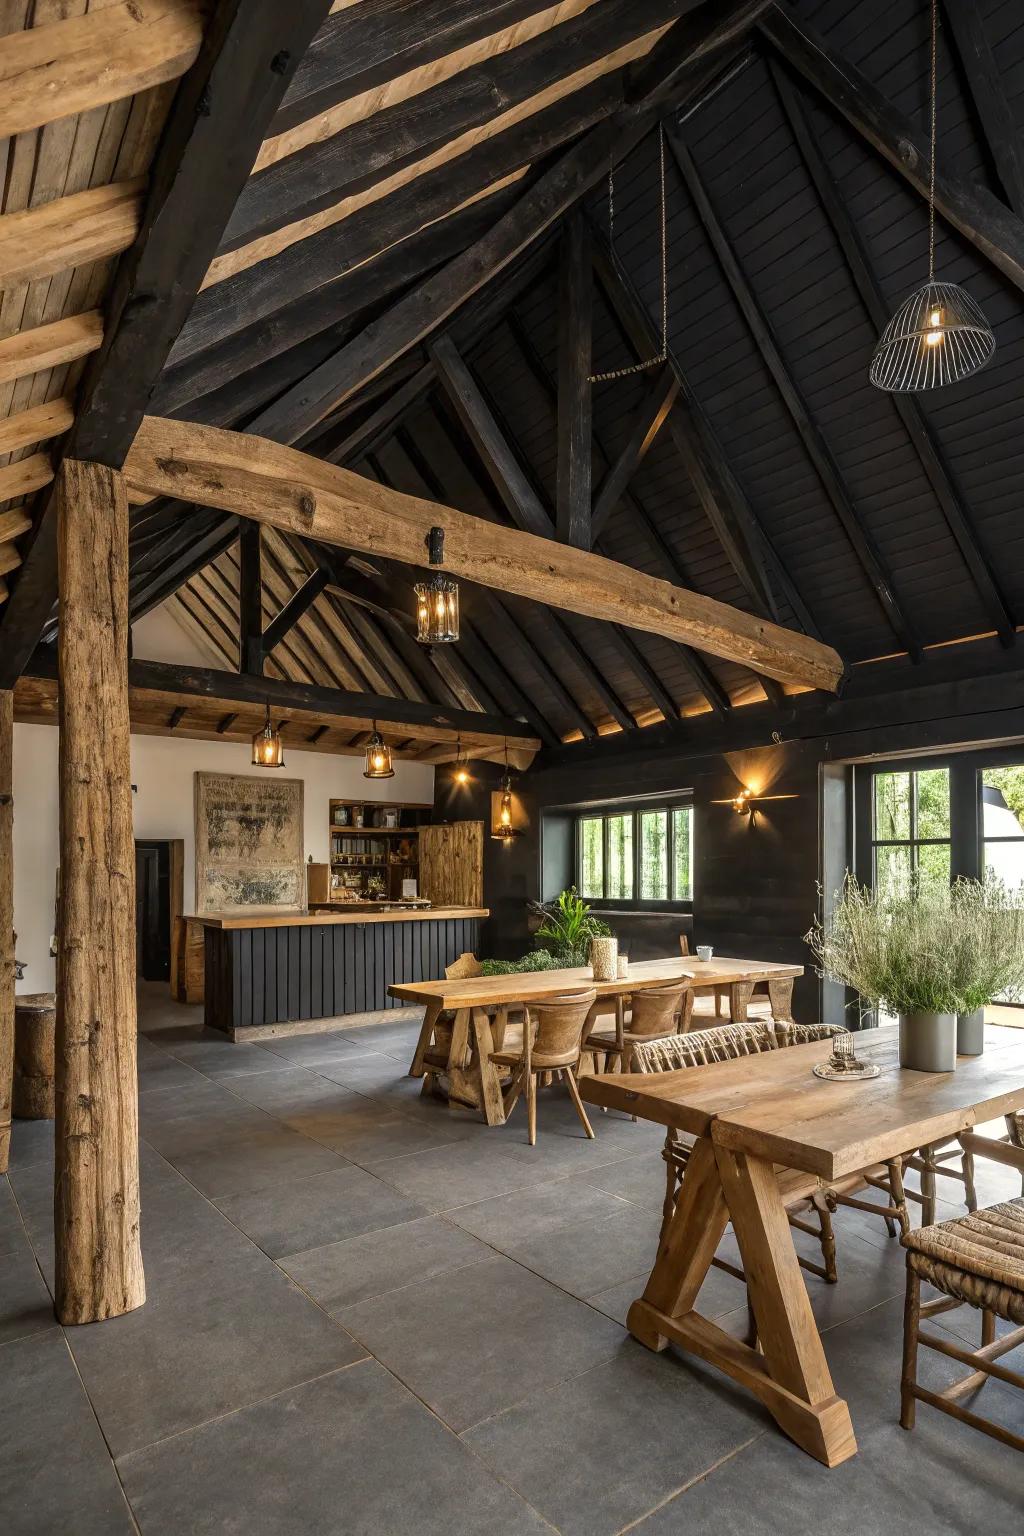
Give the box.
[632,1021,913,1286]
[584,980,694,1075]
[490,988,597,1146]
[901,1186,1024,1454]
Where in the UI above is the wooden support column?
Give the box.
[557,211,593,549]
[0,690,13,1174]
[55,460,145,1326]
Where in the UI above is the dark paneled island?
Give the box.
[198,906,487,1039]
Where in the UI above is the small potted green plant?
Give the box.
[806,875,1024,1072]
[528,887,611,969]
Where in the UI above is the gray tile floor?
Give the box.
[2,984,1022,1534]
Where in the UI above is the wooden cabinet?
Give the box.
[326,799,430,903]
[419,821,484,908]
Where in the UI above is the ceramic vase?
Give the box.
[590,936,618,983]
[898,1011,956,1073]
[956,1009,985,1057]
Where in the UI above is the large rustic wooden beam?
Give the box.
[667,127,921,661]
[0,180,144,288]
[55,460,144,1325]
[556,211,593,549]
[0,0,204,138]
[261,569,330,656]
[0,690,12,1174]
[123,417,845,692]
[0,0,334,693]
[759,2,1024,296]
[770,60,1016,648]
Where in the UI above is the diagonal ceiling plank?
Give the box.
[123,415,845,692]
[758,1,1024,296]
[591,365,680,541]
[0,0,336,692]
[667,125,921,662]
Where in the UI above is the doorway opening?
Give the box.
[135,839,183,982]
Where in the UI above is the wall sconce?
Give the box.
[414,526,459,644]
[363,721,394,779]
[713,785,799,822]
[251,703,285,768]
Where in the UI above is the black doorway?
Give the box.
[135,841,172,981]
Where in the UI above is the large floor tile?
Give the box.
[340,1254,626,1431]
[63,1156,366,1457]
[570,1151,668,1213]
[0,1245,54,1345]
[282,1214,491,1311]
[449,1178,629,1246]
[507,1204,664,1299]
[0,1176,27,1255]
[154,1119,349,1200]
[156,1025,288,1080]
[466,1346,766,1536]
[5,1118,54,1172]
[119,1360,551,1536]
[370,1140,553,1213]
[214,1164,428,1258]
[0,1331,136,1535]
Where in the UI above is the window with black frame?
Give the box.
[577,799,692,908]
[870,766,951,891]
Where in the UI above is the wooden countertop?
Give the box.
[193,907,489,930]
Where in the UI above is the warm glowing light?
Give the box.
[415,527,460,642]
[251,704,285,767]
[500,793,513,827]
[455,767,469,785]
[363,723,394,779]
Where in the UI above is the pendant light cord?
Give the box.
[589,125,668,383]
[928,0,937,284]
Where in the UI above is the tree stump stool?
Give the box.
[14,993,56,1119]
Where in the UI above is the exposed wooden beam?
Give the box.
[941,0,1024,219]
[0,455,53,505]
[124,416,845,692]
[168,706,187,730]
[430,335,552,537]
[591,366,679,541]
[556,211,593,548]
[26,649,539,748]
[129,518,239,621]
[0,512,32,546]
[216,712,238,733]
[242,12,748,447]
[0,399,75,457]
[770,60,1016,648]
[0,0,334,692]
[504,306,735,716]
[626,0,770,102]
[0,180,144,288]
[0,0,204,138]
[0,312,103,387]
[589,232,820,644]
[261,568,330,655]
[759,1,1024,296]
[667,126,920,661]
[221,0,682,256]
[238,524,264,676]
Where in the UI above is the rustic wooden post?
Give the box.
[0,689,14,1173]
[55,458,145,1324]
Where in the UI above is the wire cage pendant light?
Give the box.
[415,526,459,644]
[251,703,285,768]
[363,721,394,780]
[869,0,994,392]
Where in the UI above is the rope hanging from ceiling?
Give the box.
[589,124,669,383]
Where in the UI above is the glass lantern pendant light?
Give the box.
[415,526,459,644]
[869,0,994,392]
[251,703,285,768]
[492,740,521,841]
[363,721,394,780]
[452,737,470,786]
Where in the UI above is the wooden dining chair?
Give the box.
[632,1022,913,1287]
[584,980,693,1074]
[409,952,482,1093]
[490,988,598,1146]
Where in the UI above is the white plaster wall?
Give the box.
[12,723,434,993]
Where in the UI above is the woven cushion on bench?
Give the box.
[902,1198,1024,1324]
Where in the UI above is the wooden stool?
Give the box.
[14,992,56,1119]
[901,1197,1024,1452]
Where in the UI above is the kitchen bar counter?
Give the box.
[201,906,487,1038]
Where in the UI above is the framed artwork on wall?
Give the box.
[194,772,305,914]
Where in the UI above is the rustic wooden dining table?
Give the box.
[580,1024,1024,1468]
[391,955,802,1125]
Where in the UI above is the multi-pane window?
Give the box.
[576,801,692,905]
[981,765,1024,891]
[871,767,951,892]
